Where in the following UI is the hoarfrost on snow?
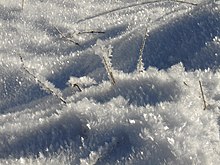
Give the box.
[0,0,220,165]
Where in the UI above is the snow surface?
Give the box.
[0,0,220,164]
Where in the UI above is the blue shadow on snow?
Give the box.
[142,3,220,70]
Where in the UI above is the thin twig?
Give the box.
[183,81,189,86]
[174,0,198,6]
[199,80,207,110]
[77,0,197,23]
[102,56,116,85]
[73,84,82,92]
[78,31,105,34]
[137,27,148,72]
[54,26,81,46]
[18,54,67,104]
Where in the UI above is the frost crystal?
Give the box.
[137,27,148,72]
[93,39,116,85]
[39,76,63,99]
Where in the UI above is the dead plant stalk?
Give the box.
[18,54,67,104]
[199,80,207,110]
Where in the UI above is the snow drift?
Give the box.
[0,0,220,165]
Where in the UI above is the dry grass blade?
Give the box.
[78,31,105,34]
[54,26,81,46]
[102,55,116,85]
[137,27,148,72]
[199,80,207,110]
[73,84,82,92]
[18,54,67,105]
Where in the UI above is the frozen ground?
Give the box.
[0,0,220,164]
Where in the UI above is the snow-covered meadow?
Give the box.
[0,0,220,164]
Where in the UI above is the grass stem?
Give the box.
[199,80,207,110]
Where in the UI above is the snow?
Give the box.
[0,0,220,164]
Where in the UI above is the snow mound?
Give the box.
[0,0,220,165]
